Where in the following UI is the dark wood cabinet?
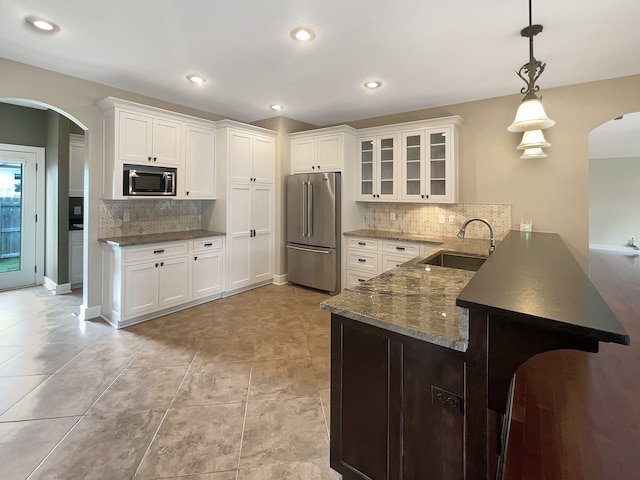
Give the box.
[331,314,465,480]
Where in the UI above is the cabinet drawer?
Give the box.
[382,254,412,272]
[346,269,377,288]
[193,237,223,253]
[346,250,379,272]
[124,242,189,263]
[69,230,83,244]
[346,238,379,251]
[381,240,421,256]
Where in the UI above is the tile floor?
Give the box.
[0,284,339,480]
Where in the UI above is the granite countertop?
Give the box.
[99,229,225,247]
[321,234,494,352]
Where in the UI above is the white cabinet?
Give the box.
[357,134,399,201]
[226,128,274,184]
[401,126,458,203]
[68,230,83,288]
[290,126,356,174]
[101,236,226,328]
[192,237,224,299]
[183,124,216,198]
[344,236,437,289]
[118,110,182,166]
[69,134,85,197]
[226,183,273,292]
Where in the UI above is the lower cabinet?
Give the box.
[331,314,465,480]
[68,230,84,288]
[101,236,224,327]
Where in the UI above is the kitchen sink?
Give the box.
[420,251,487,272]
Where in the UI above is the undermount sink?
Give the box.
[420,251,487,272]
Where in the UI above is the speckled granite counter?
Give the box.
[321,234,493,351]
[99,229,225,247]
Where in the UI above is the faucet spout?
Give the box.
[457,217,496,253]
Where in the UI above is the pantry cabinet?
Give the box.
[226,128,274,184]
[290,126,356,174]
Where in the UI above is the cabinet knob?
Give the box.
[311,166,315,169]
[194,256,198,261]
[155,263,159,268]
[317,165,320,169]
[160,262,164,267]
[148,156,152,162]
[186,191,189,196]
[153,157,157,162]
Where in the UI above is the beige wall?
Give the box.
[2,55,639,311]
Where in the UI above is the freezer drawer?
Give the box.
[287,244,338,293]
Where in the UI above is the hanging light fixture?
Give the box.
[508,0,555,155]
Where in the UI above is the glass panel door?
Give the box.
[378,136,396,198]
[0,163,22,274]
[360,139,374,197]
[428,130,448,198]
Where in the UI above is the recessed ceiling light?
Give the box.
[187,75,206,84]
[25,16,60,33]
[269,104,284,111]
[290,26,316,42]
[364,80,382,89]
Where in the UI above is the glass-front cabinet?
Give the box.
[401,126,457,203]
[357,134,398,201]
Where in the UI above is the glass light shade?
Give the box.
[516,129,551,150]
[508,98,555,132]
[520,147,548,159]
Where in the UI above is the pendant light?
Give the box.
[508,0,555,156]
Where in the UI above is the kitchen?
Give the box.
[1,1,640,479]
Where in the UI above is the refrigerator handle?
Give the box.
[302,181,308,237]
[306,181,313,238]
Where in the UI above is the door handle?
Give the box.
[306,181,313,238]
[286,245,331,254]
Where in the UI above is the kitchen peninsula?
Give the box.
[321,230,630,480]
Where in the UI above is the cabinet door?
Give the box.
[291,137,316,174]
[376,134,398,200]
[317,134,342,171]
[252,135,275,184]
[124,262,159,318]
[425,127,456,203]
[69,135,85,197]
[251,185,273,283]
[228,130,254,183]
[357,137,376,200]
[226,184,252,290]
[192,251,223,298]
[158,256,190,307]
[184,124,216,198]
[69,242,84,285]
[118,111,153,164]
[401,131,426,201]
[152,118,182,166]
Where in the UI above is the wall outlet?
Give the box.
[438,214,446,224]
[391,212,396,221]
[449,215,456,224]
[123,211,131,222]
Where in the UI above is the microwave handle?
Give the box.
[128,170,138,196]
[164,172,175,194]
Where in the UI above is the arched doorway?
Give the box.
[0,99,88,292]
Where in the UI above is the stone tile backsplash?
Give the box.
[100,200,202,238]
[363,203,512,240]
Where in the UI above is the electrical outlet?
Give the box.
[123,211,131,222]
[391,212,396,221]
[438,214,445,224]
[449,215,456,224]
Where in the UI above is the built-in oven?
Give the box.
[123,164,177,196]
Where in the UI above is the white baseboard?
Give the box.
[43,277,72,295]
[590,244,640,254]
[79,304,101,321]
[272,273,288,285]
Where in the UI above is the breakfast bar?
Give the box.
[321,230,630,480]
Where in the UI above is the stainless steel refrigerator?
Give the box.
[287,172,341,293]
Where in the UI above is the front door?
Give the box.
[0,144,43,290]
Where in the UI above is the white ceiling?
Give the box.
[1,0,640,126]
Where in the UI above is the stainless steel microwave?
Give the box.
[123,164,177,196]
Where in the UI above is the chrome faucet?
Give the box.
[457,217,496,253]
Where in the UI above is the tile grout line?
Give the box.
[130,351,198,480]
[234,356,255,478]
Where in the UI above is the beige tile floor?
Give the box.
[0,284,339,480]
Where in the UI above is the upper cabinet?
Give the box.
[96,97,217,200]
[290,126,356,174]
[69,134,85,197]
[356,117,461,204]
[118,111,182,166]
[220,123,275,184]
[357,133,399,201]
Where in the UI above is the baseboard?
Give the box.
[590,244,640,254]
[272,273,288,285]
[43,277,72,295]
[79,304,101,321]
